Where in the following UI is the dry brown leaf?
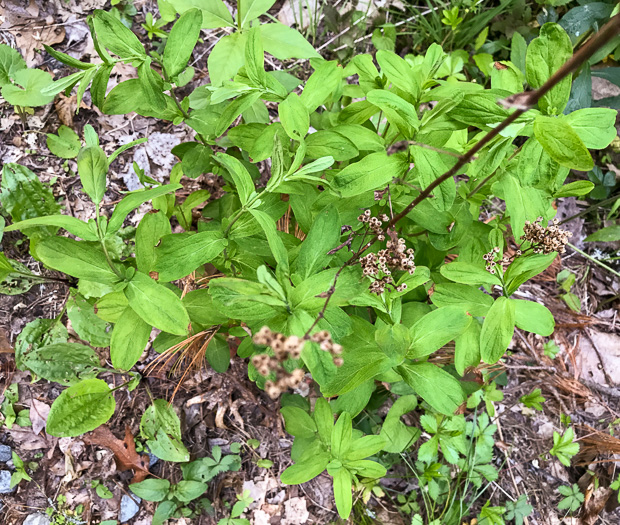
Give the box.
[0,329,12,354]
[8,22,66,67]
[55,94,76,127]
[84,425,150,483]
[30,398,50,435]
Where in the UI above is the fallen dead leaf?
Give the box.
[30,398,50,435]
[84,425,150,483]
[54,94,77,127]
[282,497,309,525]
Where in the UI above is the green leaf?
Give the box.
[141,399,190,462]
[245,26,266,87]
[280,452,330,484]
[379,395,420,453]
[124,271,190,335]
[431,283,493,317]
[313,398,333,443]
[249,209,289,276]
[43,44,95,70]
[67,290,112,347]
[450,92,513,127]
[278,93,309,140]
[333,152,408,197]
[169,0,234,28]
[526,23,572,114]
[550,427,579,467]
[205,335,230,373]
[504,253,556,295]
[110,307,152,371]
[480,297,515,364]
[411,146,455,211]
[0,164,60,241]
[22,343,99,385]
[46,378,115,437]
[4,215,97,241]
[130,479,171,502]
[344,435,385,461]
[207,33,246,87]
[533,116,593,171]
[512,299,554,336]
[440,262,501,286]
[281,406,317,438]
[108,184,181,233]
[77,146,108,205]
[376,49,419,97]
[295,206,339,280]
[164,8,202,78]
[1,68,54,107]
[367,89,419,139]
[214,153,255,206]
[520,389,545,411]
[91,65,113,109]
[46,125,81,159]
[322,348,393,398]
[299,60,342,112]
[564,108,618,149]
[331,411,352,458]
[153,231,227,282]
[259,23,320,60]
[0,43,27,84]
[585,225,620,242]
[454,320,482,376]
[37,237,120,283]
[173,480,207,502]
[137,60,166,111]
[215,91,262,137]
[239,0,276,27]
[135,211,172,274]
[408,307,472,359]
[181,289,229,326]
[332,467,353,519]
[553,180,595,198]
[92,9,147,59]
[397,363,465,415]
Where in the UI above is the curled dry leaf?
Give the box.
[84,425,150,483]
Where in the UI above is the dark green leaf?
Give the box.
[22,343,99,385]
[397,363,465,415]
[46,378,115,437]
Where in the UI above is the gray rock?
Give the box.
[0,470,14,494]
[23,513,51,525]
[119,494,141,523]
[147,453,158,467]
[0,444,11,463]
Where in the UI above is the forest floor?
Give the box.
[1,1,620,524]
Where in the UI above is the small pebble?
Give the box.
[0,444,11,463]
[119,494,141,523]
[23,513,51,525]
[0,470,14,494]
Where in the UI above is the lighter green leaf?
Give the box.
[46,378,115,437]
[480,297,515,364]
[124,271,190,335]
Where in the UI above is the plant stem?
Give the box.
[568,242,620,279]
[95,206,124,280]
[559,193,620,225]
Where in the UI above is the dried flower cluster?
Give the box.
[521,217,572,254]
[358,211,416,294]
[357,209,389,241]
[251,327,342,398]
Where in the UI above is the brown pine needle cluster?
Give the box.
[522,217,572,254]
[358,211,416,294]
[252,327,343,399]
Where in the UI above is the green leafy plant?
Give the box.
[1,5,619,521]
[130,444,239,523]
[549,426,580,467]
[557,483,584,513]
